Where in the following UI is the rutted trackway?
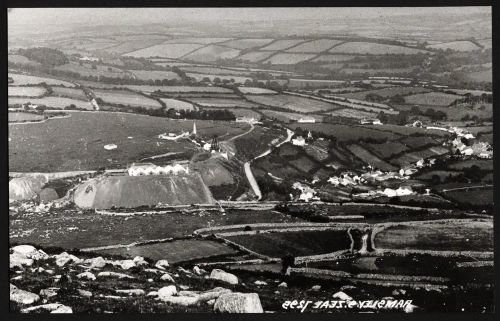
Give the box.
[243,128,294,200]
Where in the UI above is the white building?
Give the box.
[127,163,189,176]
[158,131,189,141]
[297,117,316,123]
[292,136,306,146]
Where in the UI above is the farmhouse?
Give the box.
[235,116,258,124]
[79,56,99,62]
[292,136,306,146]
[360,118,382,125]
[297,117,316,123]
[127,162,189,176]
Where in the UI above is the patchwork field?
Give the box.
[245,94,337,113]
[391,146,449,167]
[8,54,41,66]
[221,38,273,49]
[130,70,181,81]
[225,230,351,258]
[93,89,162,109]
[328,42,430,55]
[202,107,262,120]
[180,66,253,76]
[346,144,397,171]
[365,141,409,159]
[186,73,251,84]
[311,54,356,63]
[467,69,492,83]
[259,39,305,51]
[337,86,431,100]
[288,79,346,88]
[403,92,462,106]
[426,41,481,52]
[160,98,196,111]
[8,112,247,172]
[183,45,241,62]
[51,86,88,100]
[187,97,259,108]
[325,108,379,119]
[237,87,277,94]
[126,43,205,58]
[260,110,323,123]
[286,39,344,53]
[8,96,93,110]
[263,53,317,65]
[8,86,47,97]
[123,85,233,94]
[55,62,131,78]
[163,37,232,44]
[235,51,275,62]
[8,73,75,87]
[288,123,400,143]
[96,239,239,264]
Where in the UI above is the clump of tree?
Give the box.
[18,47,68,66]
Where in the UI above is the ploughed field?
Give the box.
[8,111,248,172]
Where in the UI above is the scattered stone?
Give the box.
[77,272,96,281]
[10,283,40,305]
[115,260,136,270]
[77,289,92,298]
[21,303,70,313]
[116,289,145,296]
[158,285,177,299]
[178,267,192,275]
[179,290,201,297]
[33,267,45,273]
[274,290,280,294]
[51,305,73,313]
[193,266,206,275]
[392,289,407,296]
[155,260,169,270]
[207,299,215,305]
[332,291,353,301]
[10,253,34,269]
[11,276,23,281]
[160,273,175,283]
[254,280,268,286]
[198,287,232,302]
[147,278,153,283]
[179,285,190,290]
[405,303,419,313]
[277,282,287,288]
[310,285,321,291]
[39,287,59,299]
[12,245,48,260]
[39,188,59,203]
[209,269,238,285]
[86,257,107,269]
[214,292,263,313]
[340,285,357,292]
[133,256,148,267]
[54,252,81,267]
[159,295,199,306]
[97,271,135,279]
[147,291,158,297]
[144,268,162,274]
[45,269,55,275]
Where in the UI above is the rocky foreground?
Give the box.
[10,244,435,313]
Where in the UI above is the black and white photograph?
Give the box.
[7,6,494,314]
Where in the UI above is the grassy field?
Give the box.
[365,141,409,159]
[130,70,180,81]
[245,94,337,113]
[448,159,493,171]
[126,43,205,58]
[391,146,449,167]
[325,108,379,119]
[329,42,430,54]
[55,62,131,78]
[337,86,431,100]
[237,87,277,94]
[93,89,162,109]
[288,123,400,143]
[8,96,93,110]
[8,112,46,123]
[442,189,493,207]
[180,66,253,76]
[96,239,239,264]
[8,73,75,87]
[235,51,275,62]
[221,38,273,49]
[9,208,303,249]
[186,97,259,108]
[346,144,397,171]
[186,73,251,84]
[467,69,492,83]
[123,85,233,94]
[286,39,344,53]
[311,54,356,63]
[8,54,41,66]
[225,230,351,258]
[260,110,323,123]
[202,107,262,120]
[262,53,316,64]
[259,39,305,51]
[8,86,47,97]
[159,98,195,111]
[403,92,462,106]
[374,220,493,252]
[8,112,247,172]
[51,86,88,100]
[183,45,241,62]
[427,41,480,52]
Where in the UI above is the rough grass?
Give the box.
[9,86,47,97]
[93,89,162,109]
[262,53,316,65]
[246,94,337,113]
